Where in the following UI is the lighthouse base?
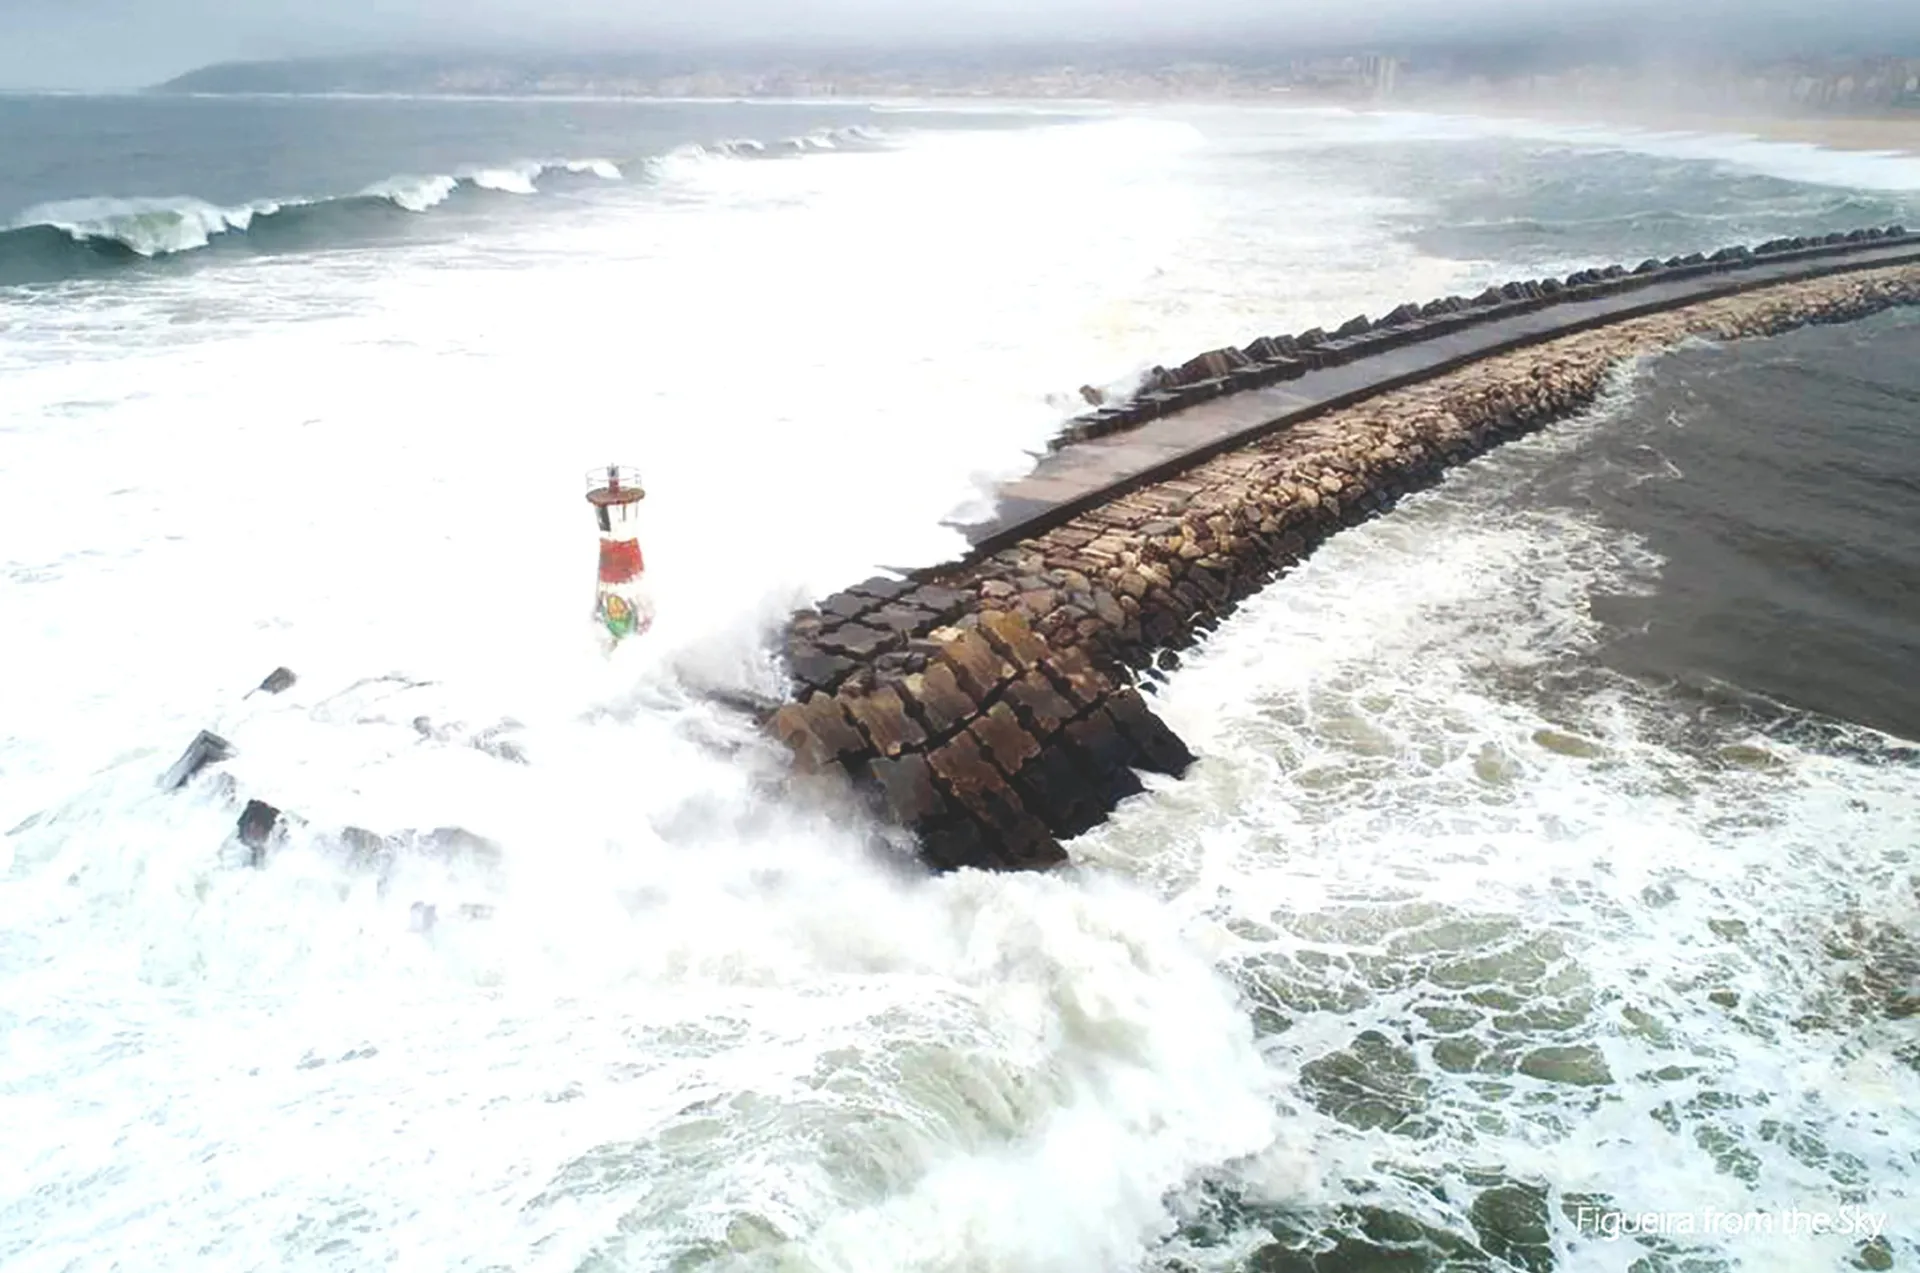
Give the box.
[594,585,655,646]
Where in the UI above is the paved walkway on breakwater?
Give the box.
[771,244,1920,874]
[953,236,1920,560]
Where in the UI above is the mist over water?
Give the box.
[2,99,1918,1271]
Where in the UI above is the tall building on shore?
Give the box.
[1362,54,1401,99]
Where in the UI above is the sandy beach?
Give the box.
[1581,110,1918,155]
[1431,97,1920,155]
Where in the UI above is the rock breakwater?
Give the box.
[1056,225,1909,451]
[770,258,1920,873]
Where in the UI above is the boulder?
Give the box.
[256,667,297,695]
[159,730,234,792]
[236,799,280,867]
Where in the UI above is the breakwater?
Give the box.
[768,232,1920,873]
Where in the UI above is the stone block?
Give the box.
[787,644,856,693]
[1041,643,1111,706]
[935,628,1014,702]
[849,575,914,602]
[903,584,971,621]
[1003,670,1077,738]
[971,702,1042,774]
[919,818,997,873]
[1063,712,1147,808]
[866,603,936,636]
[977,798,1068,871]
[1011,744,1108,839]
[843,686,928,758]
[1104,688,1197,777]
[927,732,1008,804]
[926,735,1062,870]
[899,663,977,736]
[818,623,898,658]
[976,608,1050,671]
[868,753,948,827]
[769,693,867,771]
[820,592,874,621]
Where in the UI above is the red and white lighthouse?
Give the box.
[586,464,653,645]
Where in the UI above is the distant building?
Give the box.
[1360,54,1401,99]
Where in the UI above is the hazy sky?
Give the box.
[2,0,1917,90]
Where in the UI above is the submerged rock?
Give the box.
[1298,1030,1433,1133]
[1717,742,1784,770]
[1531,728,1603,759]
[1469,1182,1553,1273]
[1518,1043,1613,1086]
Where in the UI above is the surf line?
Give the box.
[766,229,1920,873]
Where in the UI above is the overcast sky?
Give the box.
[2,0,1917,90]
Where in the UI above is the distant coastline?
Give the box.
[148,53,1920,157]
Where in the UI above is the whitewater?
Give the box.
[3,97,1919,1272]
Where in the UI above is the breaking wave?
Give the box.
[0,127,887,287]
[0,160,617,285]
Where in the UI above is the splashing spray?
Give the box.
[586,465,653,646]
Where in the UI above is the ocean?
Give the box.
[2,93,1918,1273]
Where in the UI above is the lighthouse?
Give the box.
[587,464,653,645]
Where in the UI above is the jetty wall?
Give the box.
[767,234,1920,873]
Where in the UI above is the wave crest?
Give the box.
[361,174,460,213]
[14,195,280,259]
[0,137,774,287]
